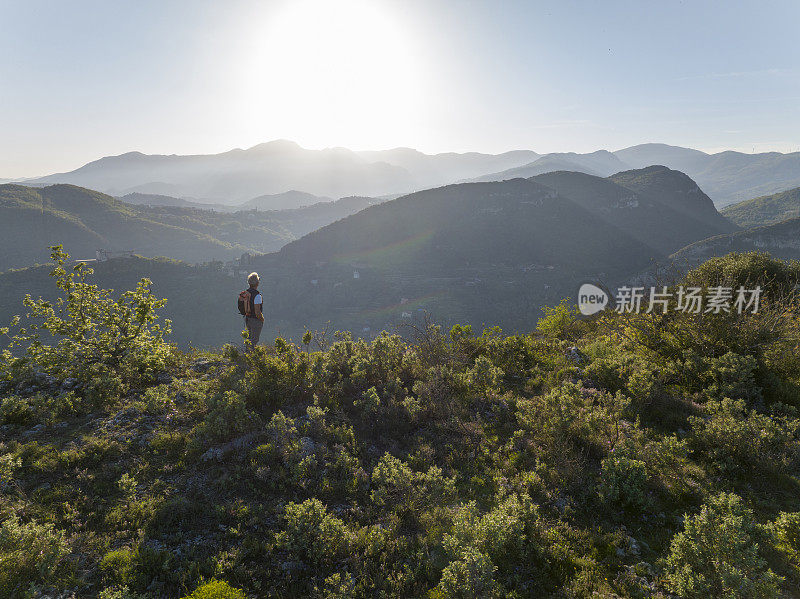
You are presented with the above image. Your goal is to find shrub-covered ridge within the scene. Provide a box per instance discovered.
[0,249,799,598]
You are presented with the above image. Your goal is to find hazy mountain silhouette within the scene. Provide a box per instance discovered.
[240,190,333,211]
[19,140,800,208]
[22,141,538,203]
[612,143,800,207]
[119,192,231,211]
[471,150,630,182]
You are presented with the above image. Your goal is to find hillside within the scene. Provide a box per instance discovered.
[607,165,735,230]
[119,193,232,212]
[722,186,800,228]
[0,179,662,347]
[670,217,800,266]
[533,167,736,254]
[1,171,739,347]
[245,178,673,338]
[612,143,800,207]
[0,185,378,271]
[0,250,798,598]
[0,184,288,269]
[240,190,333,211]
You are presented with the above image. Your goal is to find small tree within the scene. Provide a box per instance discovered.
[0,245,174,387]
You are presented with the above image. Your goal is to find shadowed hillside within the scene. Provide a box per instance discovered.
[533,167,736,254]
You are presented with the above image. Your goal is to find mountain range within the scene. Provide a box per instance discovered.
[14,141,800,208]
[19,141,538,204]
[245,165,738,338]
[476,143,800,207]
[3,163,800,347]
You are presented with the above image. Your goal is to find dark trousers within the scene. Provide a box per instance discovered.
[244,316,263,348]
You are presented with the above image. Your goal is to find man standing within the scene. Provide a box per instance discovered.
[244,272,264,349]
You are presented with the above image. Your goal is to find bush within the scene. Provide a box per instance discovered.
[0,513,71,597]
[690,397,800,475]
[193,391,258,443]
[536,299,581,340]
[276,498,351,572]
[435,546,498,599]
[182,579,246,599]
[99,585,145,599]
[701,352,762,403]
[598,453,649,510]
[768,511,800,562]
[665,493,782,598]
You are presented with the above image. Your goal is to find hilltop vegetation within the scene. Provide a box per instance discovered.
[722,187,800,228]
[0,249,799,598]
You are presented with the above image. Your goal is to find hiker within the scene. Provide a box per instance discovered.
[238,272,264,349]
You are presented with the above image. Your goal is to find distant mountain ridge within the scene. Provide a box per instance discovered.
[16,140,800,208]
[611,143,800,207]
[21,141,538,204]
[470,150,629,181]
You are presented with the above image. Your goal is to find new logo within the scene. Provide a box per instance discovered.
[578,283,609,316]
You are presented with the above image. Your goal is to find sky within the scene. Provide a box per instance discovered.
[1,0,799,177]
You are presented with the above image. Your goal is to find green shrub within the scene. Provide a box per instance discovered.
[100,547,135,582]
[435,546,498,599]
[536,299,581,340]
[598,453,649,510]
[0,513,71,597]
[99,585,145,599]
[666,493,782,598]
[193,391,258,443]
[768,511,800,561]
[701,352,762,403]
[690,397,800,475]
[276,498,351,571]
[0,245,175,394]
[182,579,246,599]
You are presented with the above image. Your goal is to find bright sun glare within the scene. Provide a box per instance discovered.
[238,0,427,150]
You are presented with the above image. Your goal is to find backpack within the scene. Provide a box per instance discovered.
[238,288,259,316]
